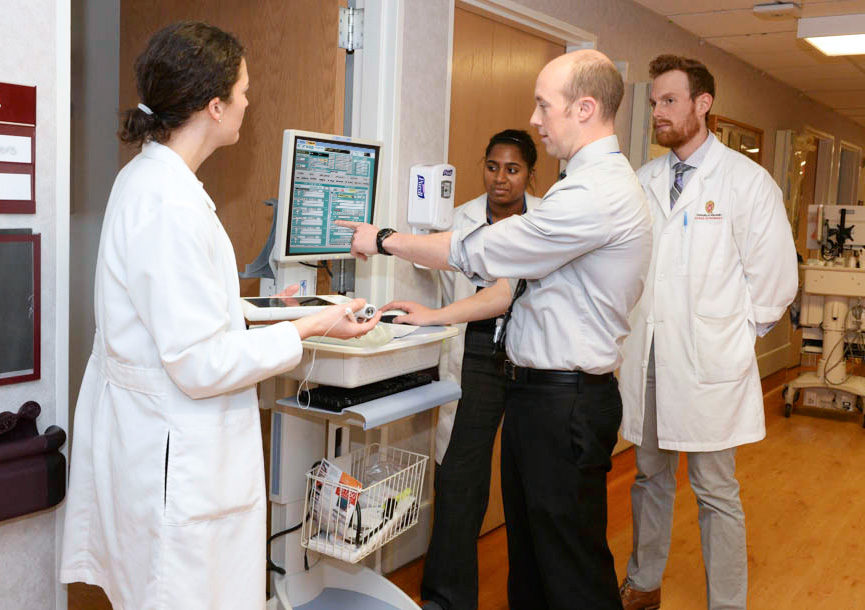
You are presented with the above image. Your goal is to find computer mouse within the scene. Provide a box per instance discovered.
[381,309,409,324]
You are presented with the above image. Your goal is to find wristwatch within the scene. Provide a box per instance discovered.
[376,228,397,255]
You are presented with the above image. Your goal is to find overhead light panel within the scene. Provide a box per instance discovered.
[753,2,800,19]
[798,14,865,56]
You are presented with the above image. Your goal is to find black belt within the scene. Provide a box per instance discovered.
[502,359,613,385]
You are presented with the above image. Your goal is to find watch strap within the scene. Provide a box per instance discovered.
[376,228,396,255]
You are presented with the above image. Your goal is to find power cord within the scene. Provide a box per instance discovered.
[266,523,302,576]
[298,261,332,278]
[295,311,350,408]
[823,301,865,386]
[267,460,322,575]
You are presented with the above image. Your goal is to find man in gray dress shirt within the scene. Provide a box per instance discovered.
[338,49,652,610]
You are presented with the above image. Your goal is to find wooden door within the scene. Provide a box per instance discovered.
[448,6,563,536]
[120,0,345,298]
[449,7,562,208]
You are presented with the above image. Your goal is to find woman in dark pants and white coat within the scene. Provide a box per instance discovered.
[383,129,540,610]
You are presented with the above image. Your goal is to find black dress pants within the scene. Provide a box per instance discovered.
[421,328,505,610]
[501,373,624,610]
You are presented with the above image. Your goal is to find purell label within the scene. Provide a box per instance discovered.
[417,175,426,199]
[442,168,454,176]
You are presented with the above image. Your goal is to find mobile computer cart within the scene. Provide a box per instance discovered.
[266,326,460,610]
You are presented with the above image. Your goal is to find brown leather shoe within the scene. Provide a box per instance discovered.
[619,579,661,610]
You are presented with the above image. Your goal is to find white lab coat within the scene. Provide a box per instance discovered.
[619,137,797,452]
[435,193,541,462]
[60,143,304,609]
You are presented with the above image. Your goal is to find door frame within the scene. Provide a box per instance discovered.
[444,0,597,158]
[806,125,837,206]
[836,139,863,205]
[351,0,405,308]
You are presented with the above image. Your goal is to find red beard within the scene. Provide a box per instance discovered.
[654,112,701,149]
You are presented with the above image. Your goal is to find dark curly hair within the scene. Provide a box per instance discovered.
[119,21,244,146]
[484,129,538,174]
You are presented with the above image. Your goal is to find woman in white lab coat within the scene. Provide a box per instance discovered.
[383,130,541,610]
[59,22,379,610]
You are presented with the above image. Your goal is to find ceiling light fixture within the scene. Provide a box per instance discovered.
[798,14,865,56]
[753,2,801,19]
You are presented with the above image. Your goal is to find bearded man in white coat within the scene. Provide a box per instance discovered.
[618,55,798,610]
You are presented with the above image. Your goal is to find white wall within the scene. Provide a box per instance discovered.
[0,1,69,609]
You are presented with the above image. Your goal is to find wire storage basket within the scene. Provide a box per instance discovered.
[301,443,428,564]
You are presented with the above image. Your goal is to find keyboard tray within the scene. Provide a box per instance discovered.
[276,380,462,430]
[285,326,459,388]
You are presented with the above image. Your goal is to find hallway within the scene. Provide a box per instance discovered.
[389,368,865,608]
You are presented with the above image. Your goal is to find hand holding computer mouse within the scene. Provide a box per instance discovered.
[381,301,439,325]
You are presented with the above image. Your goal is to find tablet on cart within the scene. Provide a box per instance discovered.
[241,294,351,322]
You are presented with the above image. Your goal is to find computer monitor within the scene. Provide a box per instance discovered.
[274,130,382,263]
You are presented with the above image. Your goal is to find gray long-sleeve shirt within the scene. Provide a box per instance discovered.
[448,135,653,373]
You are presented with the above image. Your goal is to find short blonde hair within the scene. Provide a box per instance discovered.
[563,57,624,122]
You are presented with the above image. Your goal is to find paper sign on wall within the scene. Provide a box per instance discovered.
[0,83,36,214]
[0,173,31,200]
[0,134,32,164]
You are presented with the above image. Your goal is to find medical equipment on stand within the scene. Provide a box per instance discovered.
[784,205,865,424]
[242,129,382,296]
[241,130,462,609]
[266,329,459,610]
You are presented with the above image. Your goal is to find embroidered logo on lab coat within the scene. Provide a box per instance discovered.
[695,200,722,221]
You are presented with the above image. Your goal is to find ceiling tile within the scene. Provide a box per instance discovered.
[709,31,803,54]
[733,47,843,70]
[801,0,865,18]
[772,63,864,79]
[671,10,795,38]
[782,74,865,91]
[805,89,865,107]
[632,0,754,16]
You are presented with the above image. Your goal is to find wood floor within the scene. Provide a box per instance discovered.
[69,368,865,609]
[388,367,865,609]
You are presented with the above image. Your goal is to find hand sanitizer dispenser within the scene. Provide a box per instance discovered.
[408,164,456,234]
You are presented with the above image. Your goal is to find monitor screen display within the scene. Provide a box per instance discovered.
[280,133,380,260]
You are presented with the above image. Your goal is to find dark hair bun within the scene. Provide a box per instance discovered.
[119,105,168,146]
[118,21,244,146]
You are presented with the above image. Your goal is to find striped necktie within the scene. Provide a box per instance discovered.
[670,161,693,209]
